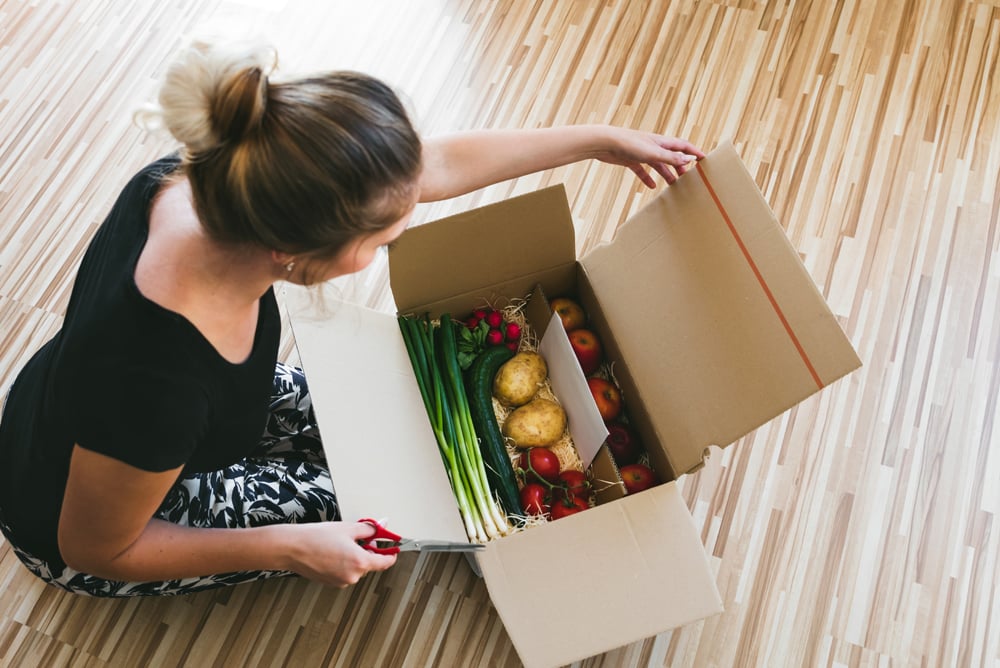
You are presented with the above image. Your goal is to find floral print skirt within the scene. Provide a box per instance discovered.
[0,362,339,597]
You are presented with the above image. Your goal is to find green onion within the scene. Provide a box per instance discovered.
[399,314,510,542]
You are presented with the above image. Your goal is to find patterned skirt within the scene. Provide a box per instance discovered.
[0,362,339,597]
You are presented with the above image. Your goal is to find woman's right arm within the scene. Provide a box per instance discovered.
[58,445,395,586]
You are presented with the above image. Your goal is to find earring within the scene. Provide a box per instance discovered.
[285,261,295,273]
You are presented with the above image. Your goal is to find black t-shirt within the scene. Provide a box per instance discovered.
[0,155,281,568]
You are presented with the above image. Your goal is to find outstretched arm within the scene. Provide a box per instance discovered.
[58,445,396,587]
[418,125,704,202]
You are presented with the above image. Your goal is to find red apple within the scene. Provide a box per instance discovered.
[568,329,603,375]
[605,421,641,465]
[550,297,586,332]
[619,463,658,494]
[587,377,622,421]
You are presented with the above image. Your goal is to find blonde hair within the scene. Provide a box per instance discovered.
[136,39,422,283]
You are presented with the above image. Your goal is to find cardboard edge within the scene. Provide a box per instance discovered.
[580,141,862,477]
[390,185,577,314]
[476,482,723,668]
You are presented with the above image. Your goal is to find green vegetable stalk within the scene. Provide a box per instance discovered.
[399,314,510,542]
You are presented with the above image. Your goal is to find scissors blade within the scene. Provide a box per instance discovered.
[400,539,485,552]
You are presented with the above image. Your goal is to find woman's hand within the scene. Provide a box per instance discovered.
[283,521,398,588]
[591,129,705,188]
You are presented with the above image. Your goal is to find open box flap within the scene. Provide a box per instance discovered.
[581,141,861,476]
[538,310,609,467]
[389,186,576,313]
[285,287,469,543]
[477,482,722,668]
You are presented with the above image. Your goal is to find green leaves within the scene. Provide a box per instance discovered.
[457,319,490,370]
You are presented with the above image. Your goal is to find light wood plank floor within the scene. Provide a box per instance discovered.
[1,0,998,666]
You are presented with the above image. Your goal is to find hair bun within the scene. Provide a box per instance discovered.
[136,39,277,153]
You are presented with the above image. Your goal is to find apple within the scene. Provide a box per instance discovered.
[619,463,658,494]
[587,377,622,421]
[605,421,641,465]
[550,297,586,331]
[568,329,603,375]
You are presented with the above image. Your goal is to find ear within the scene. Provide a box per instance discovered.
[271,249,298,267]
[270,249,300,278]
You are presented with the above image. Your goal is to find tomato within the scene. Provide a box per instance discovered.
[553,470,593,508]
[556,470,589,497]
[519,448,561,484]
[550,493,589,520]
[520,483,550,517]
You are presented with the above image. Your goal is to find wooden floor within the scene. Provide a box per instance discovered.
[1,0,998,665]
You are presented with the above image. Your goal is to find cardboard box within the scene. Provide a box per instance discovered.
[286,141,861,667]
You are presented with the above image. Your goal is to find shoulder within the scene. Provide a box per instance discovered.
[134,153,183,190]
[109,153,184,218]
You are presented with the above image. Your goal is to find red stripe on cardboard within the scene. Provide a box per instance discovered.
[695,162,825,390]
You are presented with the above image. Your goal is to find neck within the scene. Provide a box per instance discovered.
[141,177,283,313]
[190,240,277,306]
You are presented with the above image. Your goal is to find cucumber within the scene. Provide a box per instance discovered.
[467,346,522,515]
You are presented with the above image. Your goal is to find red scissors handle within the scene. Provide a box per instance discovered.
[358,518,402,555]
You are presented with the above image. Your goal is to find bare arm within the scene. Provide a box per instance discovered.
[417,125,705,202]
[58,445,395,587]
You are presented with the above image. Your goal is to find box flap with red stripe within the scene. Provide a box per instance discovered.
[580,140,862,477]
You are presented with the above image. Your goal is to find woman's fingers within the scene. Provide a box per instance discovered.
[630,164,658,188]
[658,138,706,160]
[349,522,399,571]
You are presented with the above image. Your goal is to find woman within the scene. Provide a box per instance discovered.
[0,39,703,597]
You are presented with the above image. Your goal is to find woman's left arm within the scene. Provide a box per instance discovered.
[418,125,705,202]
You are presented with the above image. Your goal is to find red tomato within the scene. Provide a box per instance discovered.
[520,483,550,517]
[519,448,561,483]
[556,470,589,498]
[550,493,589,520]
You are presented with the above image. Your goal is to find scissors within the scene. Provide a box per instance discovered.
[358,518,485,555]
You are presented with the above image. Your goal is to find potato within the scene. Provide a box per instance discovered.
[492,351,548,407]
[503,398,567,448]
